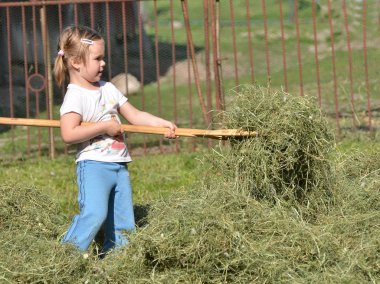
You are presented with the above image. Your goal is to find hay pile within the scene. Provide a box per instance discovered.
[214,85,335,208]
[96,173,379,283]
[1,84,379,283]
[0,184,90,283]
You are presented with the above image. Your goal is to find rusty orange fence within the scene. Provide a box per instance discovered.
[0,0,379,158]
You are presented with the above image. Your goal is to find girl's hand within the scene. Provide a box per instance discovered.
[162,121,177,139]
[60,112,124,144]
[118,102,178,139]
[103,119,123,137]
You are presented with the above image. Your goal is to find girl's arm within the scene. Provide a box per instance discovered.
[118,102,177,138]
[60,112,123,144]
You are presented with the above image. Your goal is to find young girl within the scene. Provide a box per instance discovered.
[53,25,177,254]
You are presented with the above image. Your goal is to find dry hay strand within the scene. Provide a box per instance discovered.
[335,148,380,214]
[211,84,335,209]
[338,147,380,182]
[0,183,91,283]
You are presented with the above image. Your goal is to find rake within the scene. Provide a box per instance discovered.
[0,117,257,140]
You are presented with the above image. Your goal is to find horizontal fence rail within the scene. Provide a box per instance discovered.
[0,0,379,158]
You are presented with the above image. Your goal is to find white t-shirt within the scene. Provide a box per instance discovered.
[60,81,132,163]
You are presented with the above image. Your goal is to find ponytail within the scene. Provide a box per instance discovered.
[53,51,67,88]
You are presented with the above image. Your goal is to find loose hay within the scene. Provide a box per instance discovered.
[93,167,380,283]
[0,184,91,283]
[0,183,63,237]
[212,84,335,208]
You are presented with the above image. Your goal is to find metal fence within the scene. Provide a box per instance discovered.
[0,0,379,158]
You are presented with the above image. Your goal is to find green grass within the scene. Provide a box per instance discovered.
[0,150,205,217]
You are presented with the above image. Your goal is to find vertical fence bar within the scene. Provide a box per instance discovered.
[186,42,196,151]
[215,0,224,110]
[58,3,68,155]
[203,0,212,113]
[121,2,133,153]
[32,6,38,75]
[279,0,288,92]
[58,4,63,33]
[203,0,213,147]
[170,0,179,152]
[229,0,239,86]
[105,2,112,81]
[362,0,372,132]
[327,0,341,136]
[137,0,144,96]
[293,0,304,96]
[121,2,129,97]
[27,6,41,155]
[6,7,15,149]
[121,1,133,153]
[6,8,13,120]
[261,0,270,78]
[74,3,78,25]
[90,2,95,29]
[153,0,163,153]
[21,6,31,156]
[31,5,42,154]
[209,0,223,111]
[342,0,357,128]
[40,5,55,158]
[245,0,255,83]
[311,0,321,107]
[181,0,210,126]
[137,1,147,153]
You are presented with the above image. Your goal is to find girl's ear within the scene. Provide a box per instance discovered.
[69,57,82,70]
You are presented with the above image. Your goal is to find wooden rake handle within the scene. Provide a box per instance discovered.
[0,117,257,140]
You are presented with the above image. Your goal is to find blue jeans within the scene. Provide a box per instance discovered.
[62,160,135,253]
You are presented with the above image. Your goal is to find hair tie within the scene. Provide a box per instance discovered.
[58,50,64,57]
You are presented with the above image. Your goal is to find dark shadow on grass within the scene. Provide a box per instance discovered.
[133,203,151,228]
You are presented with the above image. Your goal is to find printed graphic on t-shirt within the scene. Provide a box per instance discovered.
[88,134,126,155]
[100,97,117,113]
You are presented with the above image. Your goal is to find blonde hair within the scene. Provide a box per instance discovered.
[53,25,103,88]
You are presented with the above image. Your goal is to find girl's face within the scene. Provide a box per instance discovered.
[73,39,106,87]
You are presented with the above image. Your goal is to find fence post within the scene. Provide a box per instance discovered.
[210,0,224,111]
[40,4,55,158]
[181,0,210,126]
